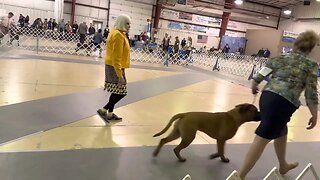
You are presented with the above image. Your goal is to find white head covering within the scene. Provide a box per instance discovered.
[114,14,131,32]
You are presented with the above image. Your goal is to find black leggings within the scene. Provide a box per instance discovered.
[103,93,126,112]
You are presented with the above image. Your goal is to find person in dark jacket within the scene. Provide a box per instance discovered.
[72,21,78,33]
[92,29,104,58]
[88,23,96,35]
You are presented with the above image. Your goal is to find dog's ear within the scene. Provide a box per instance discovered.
[236,104,252,113]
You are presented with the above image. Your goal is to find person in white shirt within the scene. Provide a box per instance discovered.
[0,12,14,41]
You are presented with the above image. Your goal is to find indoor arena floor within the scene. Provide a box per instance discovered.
[0,49,319,180]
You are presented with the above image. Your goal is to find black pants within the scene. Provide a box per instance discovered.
[103,93,126,112]
[79,33,86,44]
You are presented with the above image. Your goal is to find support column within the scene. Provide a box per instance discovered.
[218,0,234,38]
[219,11,231,38]
[54,0,64,22]
[218,0,234,49]
[71,0,76,25]
[107,0,111,27]
[153,0,162,29]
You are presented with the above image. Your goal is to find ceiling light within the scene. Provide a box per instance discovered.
[317,0,320,2]
[283,9,292,15]
[235,0,243,5]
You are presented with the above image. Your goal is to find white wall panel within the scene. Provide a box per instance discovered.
[64,4,72,14]
[278,1,320,34]
[77,0,90,5]
[228,20,274,32]
[75,6,91,17]
[98,9,108,19]
[225,31,245,37]
[2,0,54,11]
[92,0,100,6]
[109,0,153,36]
[293,0,320,18]
[100,0,109,8]
[90,8,99,18]
[230,12,278,27]
[279,19,320,34]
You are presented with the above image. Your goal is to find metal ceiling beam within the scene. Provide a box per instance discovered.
[245,0,282,9]
[196,0,280,17]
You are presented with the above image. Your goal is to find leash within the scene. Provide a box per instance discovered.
[252,94,257,104]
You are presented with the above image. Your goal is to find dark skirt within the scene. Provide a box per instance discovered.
[104,65,127,95]
[255,91,297,139]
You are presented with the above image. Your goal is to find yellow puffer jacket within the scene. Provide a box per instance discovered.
[105,28,130,78]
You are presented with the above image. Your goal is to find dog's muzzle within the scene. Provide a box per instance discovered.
[253,112,261,121]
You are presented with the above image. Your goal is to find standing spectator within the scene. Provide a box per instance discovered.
[181,37,186,49]
[185,36,192,55]
[140,32,148,42]
[31,18,39,28]
[97,15,131,121]
[43,19,48,30]
[174,36,180,53]
[58,19,65,32]
[38,18,43,29]
[48,18,53,30]
[92,29,104,58]
[24,15,30,27]
[257,48,264,57]
[239,30,319,179]
[65,21,72,33]
[52,19,57,30]
[18,14,25,28]
[8,22,20,46]
[263,48,271,58]
[75,21,88,52]
[0,12,15,43]
[88,23,95,35]
[72,21,78,33]
[162,33,170,52]
[104,26,109,39]
[223,43,230,53]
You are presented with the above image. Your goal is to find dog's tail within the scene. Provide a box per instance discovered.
[153,113,186,137]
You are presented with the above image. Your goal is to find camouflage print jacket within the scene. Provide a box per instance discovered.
[254,52,318,107]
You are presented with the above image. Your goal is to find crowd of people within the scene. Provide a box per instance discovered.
[0,12,111,57]
[256,48,271,58]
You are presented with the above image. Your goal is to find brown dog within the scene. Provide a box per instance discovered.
[153,103,260,162]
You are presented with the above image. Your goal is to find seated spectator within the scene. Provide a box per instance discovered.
[263,48,271,58]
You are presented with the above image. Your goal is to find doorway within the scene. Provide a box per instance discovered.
[93,20,103,31]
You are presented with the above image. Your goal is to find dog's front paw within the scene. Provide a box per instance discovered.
[221,157,230,163]
[209,153,219,160]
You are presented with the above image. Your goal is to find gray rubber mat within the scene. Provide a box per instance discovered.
[0,54,188,72]
[0,73,209,144]
[0,142,318,180]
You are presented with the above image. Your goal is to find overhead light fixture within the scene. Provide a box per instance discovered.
[235,0,243,5]
[317,0,320,2]
[283,9,292,15]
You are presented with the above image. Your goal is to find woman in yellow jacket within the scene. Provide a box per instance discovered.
[97,15,131,121]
